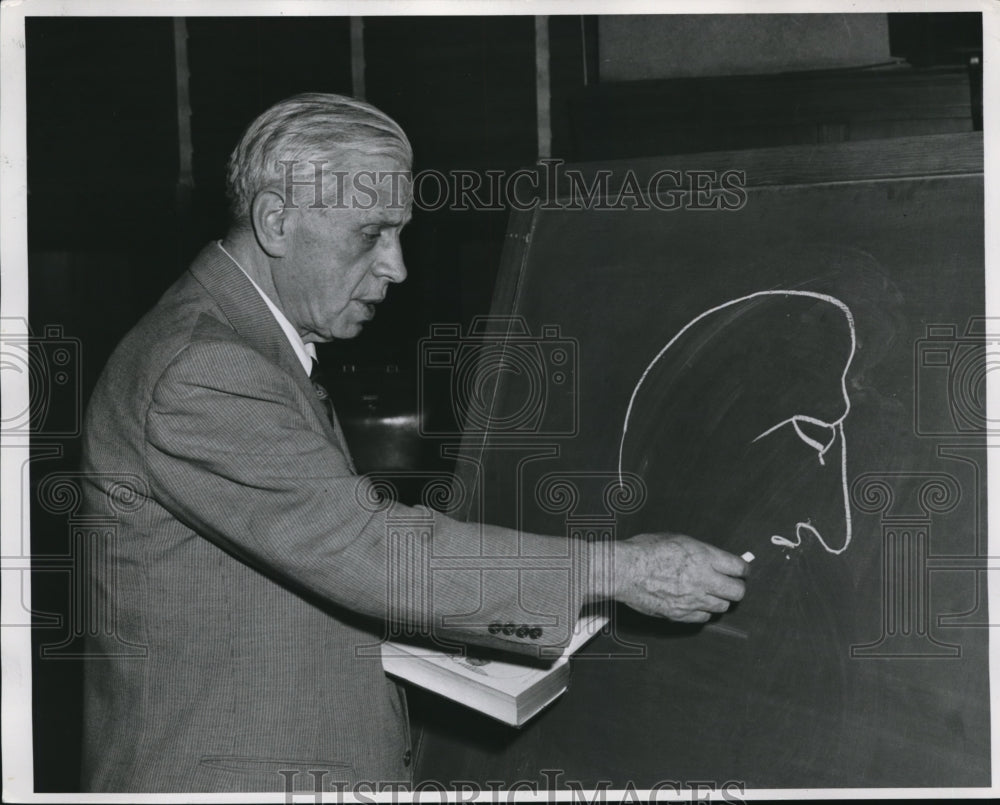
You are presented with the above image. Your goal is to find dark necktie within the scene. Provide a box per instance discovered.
[310,357,356,472]
[309,357,337,426]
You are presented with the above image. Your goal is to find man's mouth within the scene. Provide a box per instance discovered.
[357,297,382,318]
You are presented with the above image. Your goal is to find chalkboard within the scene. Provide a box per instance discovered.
[414,132,988,789]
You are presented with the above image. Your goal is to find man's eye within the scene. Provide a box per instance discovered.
[361,230,380,244]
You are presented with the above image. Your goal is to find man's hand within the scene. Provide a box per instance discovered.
[604,533,749,623]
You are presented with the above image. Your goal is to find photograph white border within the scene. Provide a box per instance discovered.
[2,0,996,801]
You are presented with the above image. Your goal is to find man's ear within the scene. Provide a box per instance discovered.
[251,189,293,257]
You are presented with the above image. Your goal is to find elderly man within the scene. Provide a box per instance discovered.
[79,93,748,793]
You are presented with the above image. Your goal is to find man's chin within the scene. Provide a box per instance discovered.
[331,322,365,340]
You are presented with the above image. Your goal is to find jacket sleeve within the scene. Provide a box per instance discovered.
[143,338,590,656]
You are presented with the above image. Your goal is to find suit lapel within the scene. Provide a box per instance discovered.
[186,243,354,466]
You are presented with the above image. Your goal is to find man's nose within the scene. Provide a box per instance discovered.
[374,237,407,284]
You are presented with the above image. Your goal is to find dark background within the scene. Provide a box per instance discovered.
[24,12,982,791]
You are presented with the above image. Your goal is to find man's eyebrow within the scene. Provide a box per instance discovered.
[363,212,412,227]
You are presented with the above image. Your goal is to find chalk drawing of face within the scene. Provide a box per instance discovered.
[617,290,856,557]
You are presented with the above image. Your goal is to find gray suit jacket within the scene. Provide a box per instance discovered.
[79,244,584,792]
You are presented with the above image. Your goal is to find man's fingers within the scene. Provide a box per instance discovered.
[709,549,751,578]
[676,610,712,624]
[707,573,746,603]
[701,594,731,614]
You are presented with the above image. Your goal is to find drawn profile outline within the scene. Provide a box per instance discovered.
[617,289,857,555]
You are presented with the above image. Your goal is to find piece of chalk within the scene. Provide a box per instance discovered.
[741,551,755,563]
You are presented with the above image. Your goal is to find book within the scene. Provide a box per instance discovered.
[381,614,609,727]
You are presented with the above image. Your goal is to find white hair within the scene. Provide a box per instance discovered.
[225,92,412,225]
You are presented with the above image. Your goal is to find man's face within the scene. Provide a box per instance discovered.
[272,151,412,342]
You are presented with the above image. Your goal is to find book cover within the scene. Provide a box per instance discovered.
[382,614,609,727]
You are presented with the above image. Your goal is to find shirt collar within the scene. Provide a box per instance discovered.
[216,241,317,376]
